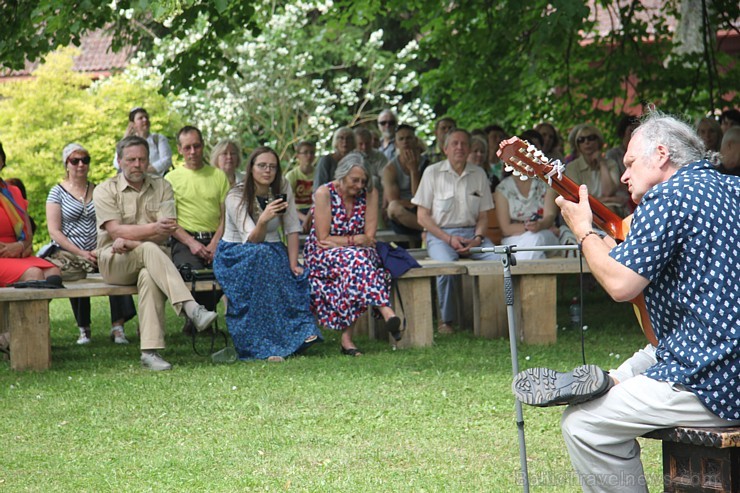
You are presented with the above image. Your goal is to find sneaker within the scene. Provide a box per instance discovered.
[110,326,129,344]
[140,352,172,371]
[190,305,218,332]
[512,364,612,407]
[76,327,91,345]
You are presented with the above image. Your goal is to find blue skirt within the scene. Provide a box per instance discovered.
[214,241,322,360]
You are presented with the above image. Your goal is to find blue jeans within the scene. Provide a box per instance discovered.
[426,227,499,324]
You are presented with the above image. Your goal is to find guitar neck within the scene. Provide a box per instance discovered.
[547,174,626,242]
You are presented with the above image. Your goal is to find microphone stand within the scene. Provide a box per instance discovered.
[470,244,581,493]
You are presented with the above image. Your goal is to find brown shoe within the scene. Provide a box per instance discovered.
[437,323,454,335]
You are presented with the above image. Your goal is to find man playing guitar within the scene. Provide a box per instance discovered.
[511,112,740,492]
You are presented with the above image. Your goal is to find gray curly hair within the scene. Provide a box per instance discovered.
[634,111,717,167]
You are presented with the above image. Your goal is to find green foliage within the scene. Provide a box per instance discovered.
[0,48,181,249]
[331,0,739,144]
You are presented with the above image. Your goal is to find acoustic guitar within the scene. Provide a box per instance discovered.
[497,137,658,346]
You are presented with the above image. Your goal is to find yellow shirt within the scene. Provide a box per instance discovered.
[165,165,230,233]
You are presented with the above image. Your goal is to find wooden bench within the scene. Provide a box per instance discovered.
[643,426,740,492]
[355,259,466,348]
[464,258,592,344]
[0,275,221,371]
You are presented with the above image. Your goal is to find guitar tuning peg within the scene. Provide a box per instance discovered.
[512,170,521,176]
[520,175,529,181]
[504,165,514,172]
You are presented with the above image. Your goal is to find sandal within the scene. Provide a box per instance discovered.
[340,346,363,357]
[296,334,321,354]
[385,316,402,341]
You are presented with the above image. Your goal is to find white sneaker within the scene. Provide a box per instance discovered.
[190,305,218,332]
[110,326,129,344]
[76,327,91,345]
[140,352,172,371]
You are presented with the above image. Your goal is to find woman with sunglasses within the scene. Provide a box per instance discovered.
[214,146,322,362]
[46,143,136,345]
[564,124,628,214]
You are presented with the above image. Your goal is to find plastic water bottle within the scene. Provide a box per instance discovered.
[569,297,582,328]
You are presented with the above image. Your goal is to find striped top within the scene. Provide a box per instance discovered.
[46,184,97,251]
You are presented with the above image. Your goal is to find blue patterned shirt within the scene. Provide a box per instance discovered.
[610,160,740,420]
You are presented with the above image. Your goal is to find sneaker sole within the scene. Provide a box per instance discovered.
[512,364,607,407]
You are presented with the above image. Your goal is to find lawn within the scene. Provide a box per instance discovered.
[1,281,663,492]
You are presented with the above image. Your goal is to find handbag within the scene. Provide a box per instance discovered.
[376,241,421,338]
[38,244,95,281]
[376,241,420,279]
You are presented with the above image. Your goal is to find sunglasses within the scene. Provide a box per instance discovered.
[68,156,91,166]
[378,120,396,126]
[576,134,599,144]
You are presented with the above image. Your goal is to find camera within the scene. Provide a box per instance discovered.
[178,263,216,282]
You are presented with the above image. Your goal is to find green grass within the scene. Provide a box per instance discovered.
[1,284,663,492]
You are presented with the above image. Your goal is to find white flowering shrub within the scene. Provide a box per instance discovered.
[128,0,434,159]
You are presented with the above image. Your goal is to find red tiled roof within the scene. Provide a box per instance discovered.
[1,29,134,81]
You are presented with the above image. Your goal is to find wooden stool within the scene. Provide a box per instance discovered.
[643,426,740,492]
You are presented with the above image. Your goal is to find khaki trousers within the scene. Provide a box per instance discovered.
[99,242,194,350]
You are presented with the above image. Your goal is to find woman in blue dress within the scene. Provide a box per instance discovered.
[214,146,322,361]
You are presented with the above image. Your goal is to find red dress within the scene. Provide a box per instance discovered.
[0,183,54,286]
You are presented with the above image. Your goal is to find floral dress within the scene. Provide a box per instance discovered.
[303,182,391,330]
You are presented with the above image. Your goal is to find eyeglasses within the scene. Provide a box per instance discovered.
[255,163,278,171]
[68,156,91,166]
[576,134,599,144]
[378,120,396,126]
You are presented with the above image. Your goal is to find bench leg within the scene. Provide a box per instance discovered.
[4,300,52,371]
[472,275,507,339]
[514,275,557,345]
[394,278,434,348]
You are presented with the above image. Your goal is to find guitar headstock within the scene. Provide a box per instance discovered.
[496,137,566,185]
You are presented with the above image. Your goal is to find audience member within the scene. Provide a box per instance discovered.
[494,173,559,260]
[377,109,398,160]
[534,122,565,161]
[304,152,402,356]
[564,123,586,163]
[519,129,544,150]
[467,134,498,191]
[565,124,627,214]
[114,107,173,176]
[719,108,740,133]
[166,126,230,334]
[285,140,316,225]
[606,115,640,175]
[0,142,62,358]
[210,139,243,186]
[696,116,722,152]
[383,124,426,237]
[412,129,499,335]
[718,126,740,176]
[484,124,508,180]
[425,116,457,166]
[214,147,322,361]
[94,136,218,371]
[513,111,740,493]
[313,126,356,192]
[46,143,136,345]
[0,141,61,286]
[354,126,388,193]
